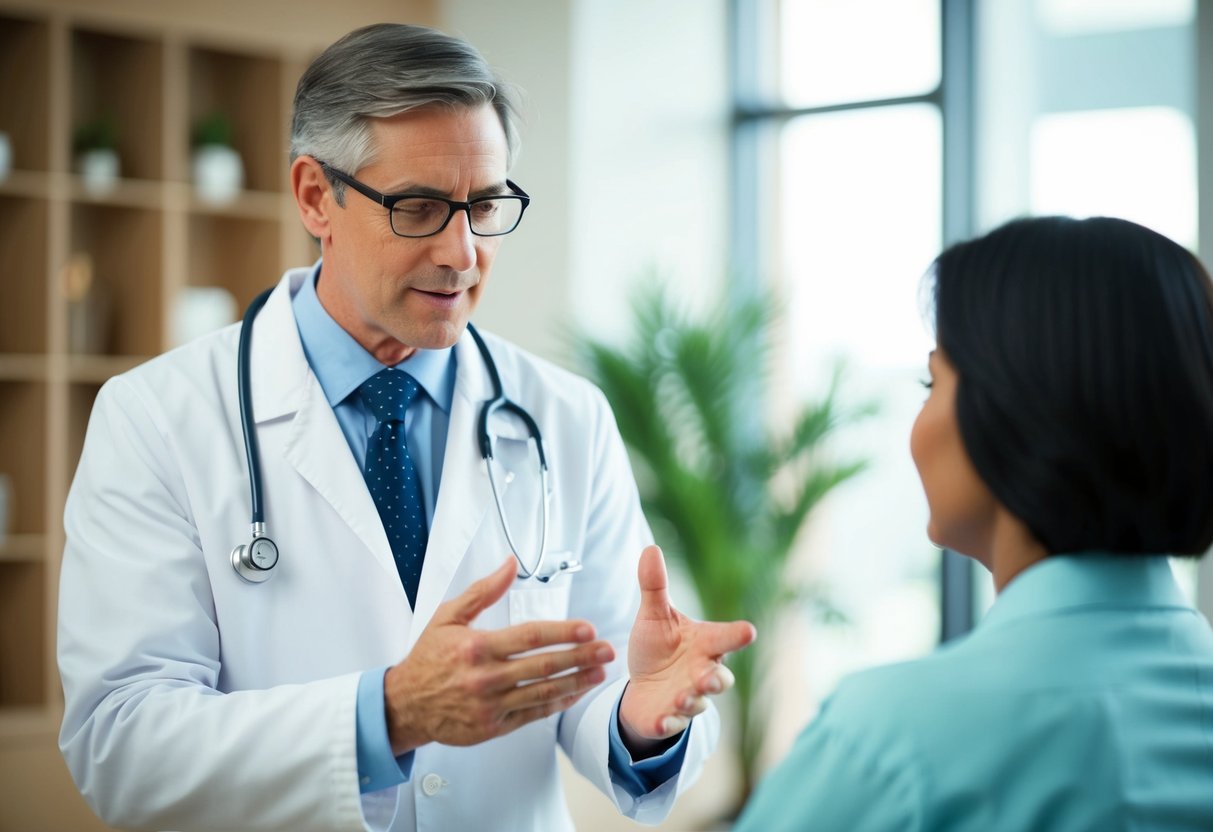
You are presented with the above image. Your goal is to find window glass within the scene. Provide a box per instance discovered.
[779,0,941,107]
[1036,0,1194,35]
[1029,106,1197,247]
[781,105,940,370]
[773,104,942,737]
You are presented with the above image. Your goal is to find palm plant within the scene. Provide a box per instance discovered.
[577,285,869,811]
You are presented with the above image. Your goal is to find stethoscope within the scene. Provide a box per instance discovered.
[230,286,584,585]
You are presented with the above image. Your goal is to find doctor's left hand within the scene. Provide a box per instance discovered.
[618,545,757,756]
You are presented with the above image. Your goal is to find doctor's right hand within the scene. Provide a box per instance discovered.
[383,557,614,755]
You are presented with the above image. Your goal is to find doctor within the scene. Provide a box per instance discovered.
[57,22,755,832]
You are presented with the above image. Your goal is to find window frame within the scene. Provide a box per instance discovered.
[727,0,977,642]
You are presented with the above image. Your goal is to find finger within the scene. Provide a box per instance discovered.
[695,663,735,695]
[501,665,607,713]
[488,619,599,659]
[674,692,709,717]
[636,545,670,618]
[498,641,615,687]
[499,689,591,735]
[439,558,517,626]
[696,619,757,657]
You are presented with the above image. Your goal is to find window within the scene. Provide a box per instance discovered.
[732,0,948,758]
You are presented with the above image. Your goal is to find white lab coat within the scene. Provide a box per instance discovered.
[58,267,718,832]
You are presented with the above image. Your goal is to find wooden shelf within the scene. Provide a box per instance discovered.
[0,170,52,199]
[0,534,45,564]
[188,187,286,220]
[0,355,48,381]
[66,354,148,383]
[0,1,417,824]
[0,704,57,742]
[69,177,165,211]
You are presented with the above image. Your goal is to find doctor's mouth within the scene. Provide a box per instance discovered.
[411,288,467,309]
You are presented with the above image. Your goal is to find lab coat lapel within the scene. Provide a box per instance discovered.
[251,270,400,590]
[410,329,499,633]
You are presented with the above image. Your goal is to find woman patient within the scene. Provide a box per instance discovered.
[738,216,1213,831]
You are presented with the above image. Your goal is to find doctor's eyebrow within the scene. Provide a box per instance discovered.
[381,181,511,199]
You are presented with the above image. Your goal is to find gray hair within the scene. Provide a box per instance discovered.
[290,23,522,204]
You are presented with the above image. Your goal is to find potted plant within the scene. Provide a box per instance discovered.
[191,112,243,204]
[73,115,120,194]
[578,285,869,817]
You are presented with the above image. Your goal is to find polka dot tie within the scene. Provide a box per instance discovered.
[359,369,428,607]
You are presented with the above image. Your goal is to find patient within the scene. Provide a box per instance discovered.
[737,216,1213,831]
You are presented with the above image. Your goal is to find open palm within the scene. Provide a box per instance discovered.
[619,546,756,749]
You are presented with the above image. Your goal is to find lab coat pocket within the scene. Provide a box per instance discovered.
[508,581,572,625]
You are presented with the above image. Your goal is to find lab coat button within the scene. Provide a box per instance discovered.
[421,773,443,796]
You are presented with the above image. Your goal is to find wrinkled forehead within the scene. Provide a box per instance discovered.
[364,104,510,191]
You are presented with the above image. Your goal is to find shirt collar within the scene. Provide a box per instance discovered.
[978,553,1191,632]
[293,261,456,412]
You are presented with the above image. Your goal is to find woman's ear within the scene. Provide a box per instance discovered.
[291,156,333,241]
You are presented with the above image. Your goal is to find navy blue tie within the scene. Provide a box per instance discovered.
[359,369,428,606]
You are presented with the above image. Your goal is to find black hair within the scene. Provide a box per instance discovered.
[929,215,1213,556]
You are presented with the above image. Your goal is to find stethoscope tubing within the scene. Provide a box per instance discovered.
[238,287,275,527]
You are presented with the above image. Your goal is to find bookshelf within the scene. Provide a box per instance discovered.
[0,1,436,827]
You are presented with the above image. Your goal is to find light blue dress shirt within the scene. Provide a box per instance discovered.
[737,554,1213,831]
[292,264,688,796]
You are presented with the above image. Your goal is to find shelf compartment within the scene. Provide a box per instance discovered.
[68,382,103,485]
[71,27,164,182]
[68,203,163,357]
[0,15,51,173]
[0,382,46,537]
[188,212,281,313]
[0,562,46,707]
[0,195,48,354]
[188,46,284,193]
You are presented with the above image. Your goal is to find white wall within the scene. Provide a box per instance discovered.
[438,0,576,361]
[440,0,729,364]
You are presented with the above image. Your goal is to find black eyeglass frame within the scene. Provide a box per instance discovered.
[319,162,531,238]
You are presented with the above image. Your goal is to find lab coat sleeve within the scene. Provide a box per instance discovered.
[554,386,720,824]
[57,376,385,832]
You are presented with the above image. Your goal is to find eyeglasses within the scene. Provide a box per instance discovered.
[320,163,530,238]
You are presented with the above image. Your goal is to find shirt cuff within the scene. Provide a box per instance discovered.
[356,667,414,794]
[606,690,691,797]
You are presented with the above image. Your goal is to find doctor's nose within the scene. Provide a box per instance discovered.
[429,210,477,272]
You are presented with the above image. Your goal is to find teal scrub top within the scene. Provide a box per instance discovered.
[737,554,1213,831]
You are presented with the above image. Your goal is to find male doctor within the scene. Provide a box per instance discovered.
[57,21,755,832]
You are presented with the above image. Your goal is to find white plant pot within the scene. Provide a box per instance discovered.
[79,149,120,194]
[0,132,11,183]
[193,145,244,204]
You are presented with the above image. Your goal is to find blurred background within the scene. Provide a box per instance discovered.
[0,0,1210,829]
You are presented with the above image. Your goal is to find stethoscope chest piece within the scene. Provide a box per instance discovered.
[231,532,279,584]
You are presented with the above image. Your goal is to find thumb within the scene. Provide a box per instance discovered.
[636,545,670,617]
[440,557,516,626]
